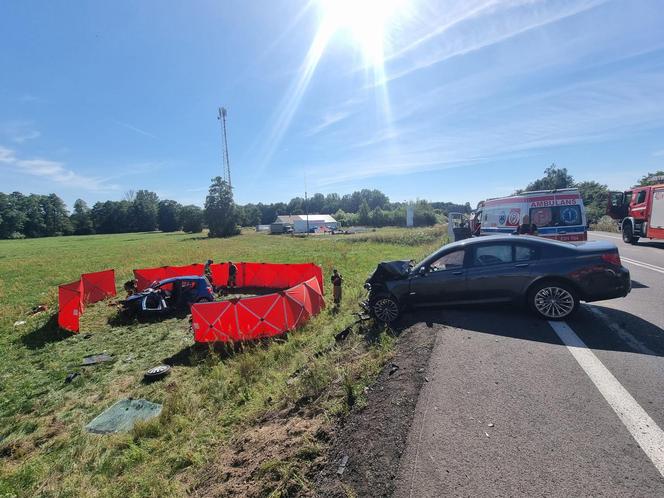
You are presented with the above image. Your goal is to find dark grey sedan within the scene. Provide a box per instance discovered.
[364,234,631,322]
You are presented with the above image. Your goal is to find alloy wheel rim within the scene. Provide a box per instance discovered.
[534,286,574,318]
[374,298,399,322]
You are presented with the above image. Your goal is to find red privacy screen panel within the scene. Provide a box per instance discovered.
[81,269,116,304]
[135,262,323,293]
[58,269,116,332]
[58,280,82,332]
[192,276,325,343]
[133,264,205,291]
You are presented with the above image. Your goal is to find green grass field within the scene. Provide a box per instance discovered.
[0,227,446,497]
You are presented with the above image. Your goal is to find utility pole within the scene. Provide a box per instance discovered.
[217,107,232,189]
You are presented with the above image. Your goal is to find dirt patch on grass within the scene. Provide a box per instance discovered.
[191,413,327,497]
[315,320,437,497]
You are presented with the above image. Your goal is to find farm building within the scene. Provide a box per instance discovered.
[271,214,337,234]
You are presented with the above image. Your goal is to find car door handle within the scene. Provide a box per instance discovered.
[514,263,529,268]
[452,271,463,275]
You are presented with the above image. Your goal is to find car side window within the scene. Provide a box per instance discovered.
[430,249,465,271]
[515,245,538,262]
[635,190,646,204]
[473,244,512,266]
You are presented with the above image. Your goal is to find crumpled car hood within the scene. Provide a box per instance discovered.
[366,260,412,283]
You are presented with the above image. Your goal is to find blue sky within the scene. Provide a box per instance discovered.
[1,0,663,209]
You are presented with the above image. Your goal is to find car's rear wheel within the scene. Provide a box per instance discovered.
[528,281,579,320]
[370,295,401,323]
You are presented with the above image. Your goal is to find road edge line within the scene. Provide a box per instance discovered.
[549,320,664,478]
[621,257,664,274]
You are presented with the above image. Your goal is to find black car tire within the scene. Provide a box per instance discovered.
[622,223,639,244]
[370,295,401,323]
[144,364,171,381]
[528,280,579,321]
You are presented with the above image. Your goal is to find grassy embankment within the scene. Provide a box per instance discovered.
[0,226,446,497]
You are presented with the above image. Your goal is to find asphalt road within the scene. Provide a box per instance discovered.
[394,231,664,497]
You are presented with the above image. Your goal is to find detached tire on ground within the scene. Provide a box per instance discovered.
[528,280,579,321]
[144,364,171,382]
[370,295,401,323]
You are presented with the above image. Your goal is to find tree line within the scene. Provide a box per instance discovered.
[0,190,205,239]
[0,183,469,239]
[237,190,471,228]
[2,167,660,239]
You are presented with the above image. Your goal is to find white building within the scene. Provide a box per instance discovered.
[273,214,337,233]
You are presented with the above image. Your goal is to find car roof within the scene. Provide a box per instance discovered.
[158,275,205,284]
[441,234,573,251]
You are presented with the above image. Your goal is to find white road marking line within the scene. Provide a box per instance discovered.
[549,321,664,477]
[622,257,664,275]
[586,306,657,356]
[589,232,621,240]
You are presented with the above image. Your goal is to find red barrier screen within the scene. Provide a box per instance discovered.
[135,262,323,294]
[58,280,82,332]
[81,269,116,304]
[58,269,117,333]
[133,264,206,291]
[192,276,324,343]
[207,262,323,293]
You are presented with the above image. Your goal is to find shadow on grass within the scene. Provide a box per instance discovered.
[107,303,195,326]
[20,314,74,349]
[163,332,294,367]
[180,236,209,242]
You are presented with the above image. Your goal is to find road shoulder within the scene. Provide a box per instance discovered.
[315,321,437,497]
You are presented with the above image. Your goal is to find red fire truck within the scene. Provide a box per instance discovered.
[607,178,664,244]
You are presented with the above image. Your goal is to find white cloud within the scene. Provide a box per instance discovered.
[18,94,43,103]
[0,145,119,192]
[383,0,607,83]
[0,145,16,163]
[113,120,157,139]
[308,64,664,186]
[1,121,41,143]
[304,110,353,136]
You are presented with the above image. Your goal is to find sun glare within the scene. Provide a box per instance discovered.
[319,0,407,68]
[257,0,408,171]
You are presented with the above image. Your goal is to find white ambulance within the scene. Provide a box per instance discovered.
[471,188,587,242]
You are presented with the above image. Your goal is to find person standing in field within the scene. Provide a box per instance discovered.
[227,261,238,290]
[331,269,343,305]
[204,259,214,285]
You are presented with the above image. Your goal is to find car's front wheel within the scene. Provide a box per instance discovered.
[528,281,579,320]
[370,295,401,323]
